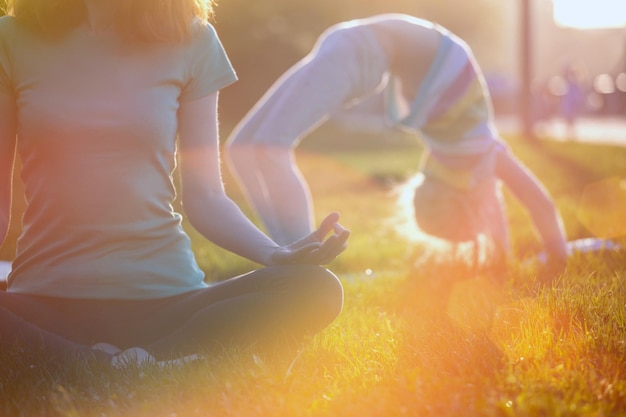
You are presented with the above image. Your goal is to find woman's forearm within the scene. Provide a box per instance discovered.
[183,191,280,266]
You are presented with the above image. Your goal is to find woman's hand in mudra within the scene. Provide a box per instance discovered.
[271,213,350,265]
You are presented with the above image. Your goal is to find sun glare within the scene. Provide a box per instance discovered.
[552,0,626,29]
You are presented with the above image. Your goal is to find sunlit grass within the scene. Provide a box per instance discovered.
[1,130,626,416]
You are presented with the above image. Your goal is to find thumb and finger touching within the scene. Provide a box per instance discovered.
[273,213,350,265]
[313,212,341,241]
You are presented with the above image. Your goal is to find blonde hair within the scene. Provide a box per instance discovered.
[6,0,215,42]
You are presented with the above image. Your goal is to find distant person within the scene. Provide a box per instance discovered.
[0,0,349,368]
[559,62,587,137]
[226,14,567,268]
[532,79,558,123]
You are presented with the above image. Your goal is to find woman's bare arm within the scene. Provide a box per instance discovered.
[177,93,348,266]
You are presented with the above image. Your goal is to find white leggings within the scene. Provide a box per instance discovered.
[229,23,388,147]
[226,24,389,244]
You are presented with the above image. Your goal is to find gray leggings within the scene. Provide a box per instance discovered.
[0,265,343,362]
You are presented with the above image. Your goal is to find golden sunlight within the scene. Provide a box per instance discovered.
[552,0,626,29]
[577,176,626,239]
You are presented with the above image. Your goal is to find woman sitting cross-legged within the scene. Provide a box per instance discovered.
[0,0,349,368]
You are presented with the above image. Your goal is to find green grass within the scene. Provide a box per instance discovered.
[1,129,626,417]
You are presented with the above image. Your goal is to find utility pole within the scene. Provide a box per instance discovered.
[520,0,536,141]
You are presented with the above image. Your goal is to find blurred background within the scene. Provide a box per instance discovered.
[211,0,626,134]
[1,0,624,136]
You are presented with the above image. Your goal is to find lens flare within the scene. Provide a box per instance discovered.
[577,176,626,239]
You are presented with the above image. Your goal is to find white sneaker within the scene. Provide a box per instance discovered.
[110,346,202,369]
[111,347,157,368]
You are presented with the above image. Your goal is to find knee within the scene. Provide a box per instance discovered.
[276,264,343,329]
[315,26,352,58]
[319,266,344,315]
[224,138,262,179]
[302,265,344,326]
[224,125,267,164]
[223,135,248,170]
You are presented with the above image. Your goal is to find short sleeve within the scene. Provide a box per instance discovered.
[180,21,237,102]
[0,17,15,96]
